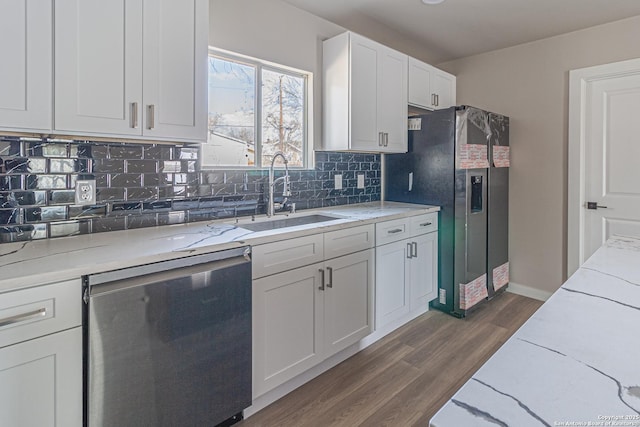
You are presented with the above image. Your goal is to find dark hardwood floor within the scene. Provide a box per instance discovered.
[240,292,543,427]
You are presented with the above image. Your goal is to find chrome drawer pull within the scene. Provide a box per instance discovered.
[319,269,325,291]
[387,228,403,234]
[0,307,46,328]
[326,267,333,288]
[419,222,433,227]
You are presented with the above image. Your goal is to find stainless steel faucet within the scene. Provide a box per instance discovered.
[267,151,291,217]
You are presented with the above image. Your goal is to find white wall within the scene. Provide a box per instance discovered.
[209,0,345,150]
[439,15,640,294]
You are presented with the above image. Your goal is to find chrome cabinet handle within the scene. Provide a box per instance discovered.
[387,228,403,234]
[431,93,436,106]
[131,102,138,128]
[378,132,383,146]
[148,104,155,130]
[384,132,389,147]
[412,241,418,257]
[419,222,432,227]
[326,267,333,288]
[435,94,439,106]
[407,242,413,259]
[318,268,325,291]
[0,307,46,328]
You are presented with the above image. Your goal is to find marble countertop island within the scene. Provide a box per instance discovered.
[0,201,438,294]
[430,235,640,427]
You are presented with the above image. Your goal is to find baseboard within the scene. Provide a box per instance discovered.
[506,282,553,301]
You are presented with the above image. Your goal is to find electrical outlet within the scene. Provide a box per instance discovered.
[75,180,96,205]
[357,174,365,189]
[334,174,343,190]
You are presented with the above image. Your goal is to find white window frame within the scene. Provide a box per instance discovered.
[204,47,313,170]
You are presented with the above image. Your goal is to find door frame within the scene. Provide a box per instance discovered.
[567,57,640,276]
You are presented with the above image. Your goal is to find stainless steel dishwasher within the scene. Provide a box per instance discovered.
[84,247,252,427]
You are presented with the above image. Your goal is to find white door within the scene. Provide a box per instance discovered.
[0,0,52,131]
[54,0,143,136]
[568,58,640,274]
[0,328,82,427]
[349,34,379,151]
[252,263,324,398]
[378,45,408,152]
[142,0,208,141]
[410,232,438,311]
[432,70,456,110]
[375,239,410,328]
[408,58,433,110]
[323,249,373,355]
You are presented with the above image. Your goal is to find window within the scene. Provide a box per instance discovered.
[207,50,310,168]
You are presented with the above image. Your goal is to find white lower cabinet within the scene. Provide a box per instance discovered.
[252,225,374,398]
[0,328,82,427]
[0,279,82,427]
[375,213,438,330]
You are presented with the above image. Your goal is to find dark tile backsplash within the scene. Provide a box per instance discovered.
[0,136,380,243]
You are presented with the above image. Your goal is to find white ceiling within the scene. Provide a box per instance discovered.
[282,0,640,63]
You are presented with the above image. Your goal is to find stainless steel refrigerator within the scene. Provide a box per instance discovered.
[385,106,509,317]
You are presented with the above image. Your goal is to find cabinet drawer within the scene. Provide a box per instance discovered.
[252,234,324,279]
[375,217,411,246]
[0,279,81,349]
[324,224,375,259]
[410,212,438,236]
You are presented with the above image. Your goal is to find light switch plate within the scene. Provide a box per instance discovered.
[334,174,343,190]
[75,180,96,205]
[357,174,365,189]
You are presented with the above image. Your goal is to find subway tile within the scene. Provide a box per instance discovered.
[25,206,67,223]
[160,161,182,173]
[142,174,161,186]
[110,173,141,187]
[14,191,47,206]
[142,201,172,211]
[198,196,224,208]
[0,140,22,157]
[27,142,68,158]
[127,214,157,230]
[26,175,68,190]
[110,145,142,160]
[143,145,172,160]
[126,160,157,173]
[49,159,79,173]
[91,216,126,233]
[97,188,125,202]
[49,220,92,238]
[4,158,47,173]
[111,202,142,213]
[77,144,109,159]
[176,147,198,159]
[0,175,23,191]
[0,208,21,225]
[93,159,125,173]
[0,224,47,243]
[69,205,107,218]
[172,199,199,210]
[157,211,185,225]
[126,187,157,201]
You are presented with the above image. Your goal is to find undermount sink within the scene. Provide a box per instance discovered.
[239,214,341,232]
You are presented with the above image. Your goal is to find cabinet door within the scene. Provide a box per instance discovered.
[324,249,373,355]
[432,69,456,110]
[54,0,143,136]
[0,0,51,131]
[0,327,82,427]
[408,57,432,110]
[375,240,410,328]
[349,34,379,151]
[142,0,208,141]
[378,45,408,153]
[410,232,438,311]
[252,263,324,398]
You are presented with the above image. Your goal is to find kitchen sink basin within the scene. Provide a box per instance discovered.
[239,214,341,232]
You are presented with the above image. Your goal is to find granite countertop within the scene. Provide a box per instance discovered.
[0,201,439,294]
[430,235,640,427]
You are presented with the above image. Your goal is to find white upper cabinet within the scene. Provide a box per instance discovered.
[408,57,456,110]
[323,32,408,153]
[54,0,208,142]
[142,0,208,141]
[0,0,52,132]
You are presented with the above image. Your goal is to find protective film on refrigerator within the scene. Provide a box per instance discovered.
[455,107,490,170]
[491,113,510,167]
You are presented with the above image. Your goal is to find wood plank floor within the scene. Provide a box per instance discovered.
[239,292,543,427]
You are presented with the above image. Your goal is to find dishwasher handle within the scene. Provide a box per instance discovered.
[87,246,251,296]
